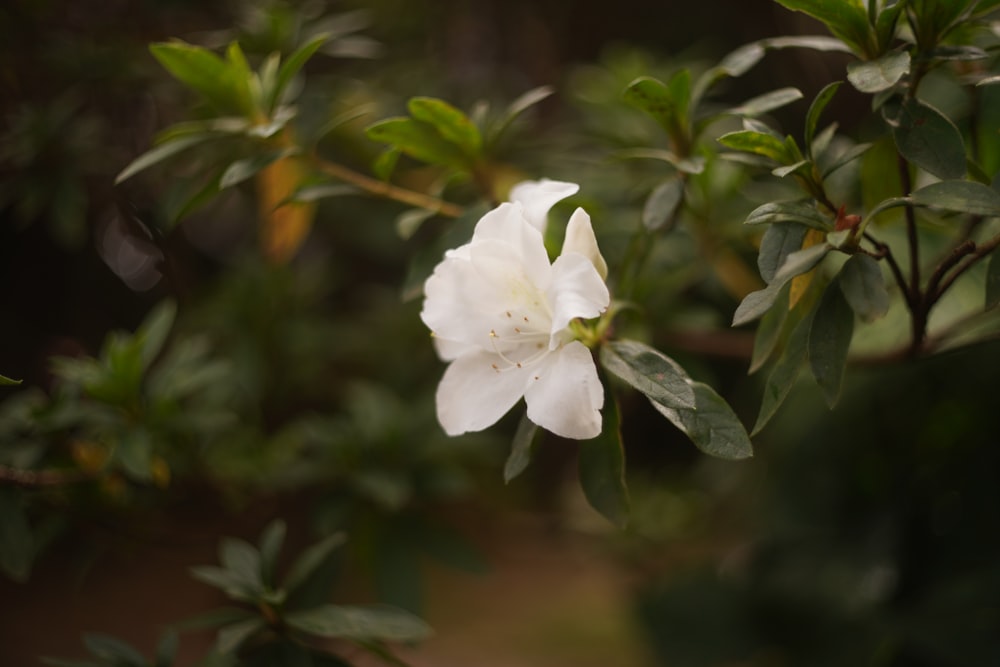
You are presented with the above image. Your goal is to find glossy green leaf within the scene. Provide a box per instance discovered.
[759,222,809,284]
[504,413,537,484]
[809,278,855,407]
[600,340,696,410]
[886,98,966,180]
[408,97,482,156]
[651,382,753,460]
[150,41,248,114]
[987,251,1000,310]
[806,82,842,153]
[745,201,830,230]
[1,374,22,386]
[718,130,795,163]
[642,176,685,231]
[286,604,432,642]
[909,180,1000,217]
[839,254,890,322]
[283,532,347,594]
[115,134,215,184]
[847,50,910,93]
[772,0,874,56]
[365,117,466,168]
[753,309,813,434]
[0,489,33,582]
[730,87,804,116]
[578,385,629,528]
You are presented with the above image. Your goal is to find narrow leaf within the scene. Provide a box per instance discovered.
[216,618,265,654]
[82,635,145,665]
[729,87,803,116]
[745,201,830,230]
[150,41,247,114]
[115,134,214,184]
[504,413,537,484]
[718,130,794,163]
[750,285,791,374]
[839,254,890,322]
[274,33,330,108]
[773,242,832,284]
[578,386,629,528]
[805,82,842,154]
[642,176,685,231]
[910,180,1000,217]
[285,604,432,642]
[599,340,695,410]
[283,533,347,594]
[809,278,855,407]
[733,282,785,327]
[753,309,812,434]
[258,520,286,586]
[650,382,753,460]
[219,151,289,189]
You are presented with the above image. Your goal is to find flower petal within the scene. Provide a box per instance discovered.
[562,207,608,280]
[471,203,551,287]
[508,179,580,233]
[435,350,532,435]
[547,252,609,339]
[524,341,603,439]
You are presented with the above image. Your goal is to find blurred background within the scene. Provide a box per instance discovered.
[1,1,998,665]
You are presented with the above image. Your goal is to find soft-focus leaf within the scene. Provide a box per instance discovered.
[750,285,791,374]
[504,413,537,484]
[987,251,1000,310]
[219,151,290,189]
[137,300,176,370]
[365,117,466,168]
[395,208,436,240]
[623,73,689,138]
[273,33,330,109]
[729,87,803,116]
[0,375,20,386]
[820,141,873,178]
[219,537,262,591]
[216,618,265,654]
[773,159,810,178]
[578,385,629,528]
[285,604,432,642]
[759,222,809,284]
[753,309,813,434]
[809,278,855,407]
[805,82,842,153]
[0,489,33,582]
[283,532,347,594]
[115,134,215,184]
[909,180,1000,217]
[155,630,178,667]
[650,382,753,460]
[642,176,685,231]
[408,97,482,156]
[489,85,554,142]
[82,634,145,666]
[718,130,794,163]
[600,340,696,410]
[847,50,910,93]
[745,201,830,230]
[150,41,248,114]
[771,0,874,56]
[839,254,890,322]
[886,98,966,180]
[116,429,154,481]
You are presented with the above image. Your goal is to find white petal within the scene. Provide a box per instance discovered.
[435,350,532,435]
[508,179,580,234]
[421,251,498,350]
[433,336,477,362]
[524,341,603,439]
[562,208,608,280]
[547,252,610,338]
[471,203,551,286]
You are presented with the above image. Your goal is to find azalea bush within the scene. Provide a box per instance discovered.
[3,0,1000,665]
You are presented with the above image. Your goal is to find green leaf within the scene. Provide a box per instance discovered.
[488,85,554,144]
[137,300,176,370]
[886,98,966,180]
[116,429,154,482]
[82,634,146,666]
[115,134,215,184]
[772,0,875,56]
[820,141,873,178]
[650,382,753,460]
[773,242,832,283]
[729,87,804,116]
[0,374,22,386]
[216,617,265,654]
[0,489,33,582]
[805,82,842,154]
[395,208,436,240]
[504,413,537,484]
[809,277,855,407]
[623,73,689,139]
[718,130,795,163]
[273,33,330,109]
[408,97,482,156]
[373,147,400,181]
[909,180,1000,217]
[847,50,910,93]
[839,254,890,322]
[190,566,257,601]
[365,117,466,168]
[642,176,685,231]
[282,532,347,594]
[285,604,432,642]
[758,222,809,284]
[599,340,696,410]
[733,282,785,327]
[150,41,249,115]
[220,537,262,590]
[753,309,813,434]
[578,385,629,528]
[750,285,791,374]
[746,200,830,230]
[987,251,1000,310]
[219,151,286,190]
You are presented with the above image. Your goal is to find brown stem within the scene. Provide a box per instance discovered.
[310,155,464,218]
[928,233,1000,306]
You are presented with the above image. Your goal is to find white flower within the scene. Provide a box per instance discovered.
[421,192,610,440]
[508,178,579,233]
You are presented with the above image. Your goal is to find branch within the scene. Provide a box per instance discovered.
[310,155,464,218]
[928,232,1000,305]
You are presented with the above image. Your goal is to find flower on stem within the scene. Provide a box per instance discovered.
[421,181,610,439]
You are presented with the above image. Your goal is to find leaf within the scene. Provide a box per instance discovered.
[0,489,33,582]
[82,634,146,666]
[771,0,875,56]
[753,309,812,434]
[820,141,873,178]
[115,134,215,184]
[137,300,177,370]
[847,50,910,93]
[988,251,1000,310]
[219,151,290,189]
[217,537,262,592]
[285,604,432,642]
[773,159,810,178]
[291,184,359,203]
[758,222,809,284]
[805,82,842,154]
[578,385,629,528]
[745,200,830,230]
[642,176,685,231]
[0,375,20,386]
[116,429,154,482]
[365,117,466,168]
[729,87,804,116]
[909,180,1000,217]
[282,532,347,594]
[773,242,832,284]
[599,340,696,410]
[761,35,855,53]
[623,73,689,138]
[150,41,249,115]
[809,277,855,407]
[750,285,791,374]
[839,254,890,322]
[733,282,784,327]
[395,208,436,240]
[650,382,753,460]
[718,130,795,163]
[273,33,330,109]
[886,98,966,180]
[216,618,265,654]
[155,630,179,667]
[504,413,537,484]
[408,97,482,156]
